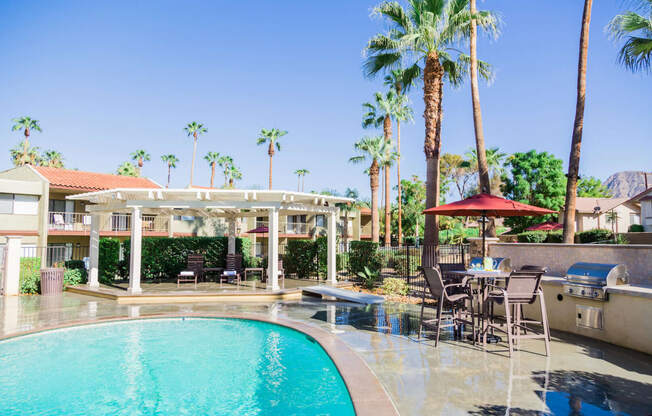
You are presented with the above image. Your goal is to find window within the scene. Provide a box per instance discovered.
[630,213,641,225]
[49,199,66,212]
[0,193,38,215]
[173,215,196,221]
[315,215,325,228]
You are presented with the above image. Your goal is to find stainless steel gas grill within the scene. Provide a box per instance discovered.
[563,262,629,301]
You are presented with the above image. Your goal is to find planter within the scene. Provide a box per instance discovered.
[40,268,64,295]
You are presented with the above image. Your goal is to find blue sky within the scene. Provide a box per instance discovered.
[1,1,649,200]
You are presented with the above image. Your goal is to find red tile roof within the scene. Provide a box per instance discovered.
[359,207,371,215]
[34,166,161,191]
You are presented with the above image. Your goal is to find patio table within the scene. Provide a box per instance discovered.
[244,268,265,281]
[448,270,510,344]
[203,267,225,283]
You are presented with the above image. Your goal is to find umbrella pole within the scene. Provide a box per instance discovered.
[482,212,486,259]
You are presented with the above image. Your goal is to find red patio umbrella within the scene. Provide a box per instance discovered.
[423,193,557,258]
[526,221,563,231]
[246,226,269,234]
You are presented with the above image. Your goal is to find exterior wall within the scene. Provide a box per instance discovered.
[171,216,227,237]
[641,199,652,232]
[576,203,639,233]
[489,242,652,285]
[360,214,372,239]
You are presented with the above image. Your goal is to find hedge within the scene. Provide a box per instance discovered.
[349,241,381,276]
[576,229,613,244]
[283,240,317,278]
[118,236,253,280]
[99,238,121,283]
[516,231,547,243]
[628,224,644,232]
[545,230,563,243]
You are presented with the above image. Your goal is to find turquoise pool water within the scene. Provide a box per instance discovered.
[0,318,355,415]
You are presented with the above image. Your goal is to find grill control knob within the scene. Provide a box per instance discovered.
[568,288,573,294]
[581,289,586,296]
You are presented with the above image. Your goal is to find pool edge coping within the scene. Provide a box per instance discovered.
[0,312,399,416]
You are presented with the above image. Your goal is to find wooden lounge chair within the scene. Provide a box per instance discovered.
[177,254,204,288]
[220,254,242,287]
[484,269,550,356]
[418,267,475,347]
[260,259,285,289]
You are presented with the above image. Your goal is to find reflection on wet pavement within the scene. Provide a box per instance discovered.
[1,294,651,415]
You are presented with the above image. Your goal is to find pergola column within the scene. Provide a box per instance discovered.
[227,216,237,255]
[88,213,101,288]
[267,207,279,291]
[128,206,142,294]
[327,211,337,285]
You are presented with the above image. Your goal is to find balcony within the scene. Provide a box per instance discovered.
[254,221,309,235]
[48,212,169,234]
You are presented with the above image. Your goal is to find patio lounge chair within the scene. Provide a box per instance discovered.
[418,267,475,347]
[177,254,204,288]
[484,269,550,356]
[220,254,242,287]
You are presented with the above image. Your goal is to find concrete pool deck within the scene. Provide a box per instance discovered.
[1,293,651,415]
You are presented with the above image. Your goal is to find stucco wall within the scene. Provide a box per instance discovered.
[577,203,639,233]
[642,199,652,232]
[489,243,652,285]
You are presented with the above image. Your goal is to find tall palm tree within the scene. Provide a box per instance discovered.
[349,136,390,243]
[204,152,221,188]
[228,165,242,188]
[294,169,310,192]
[464,147,507,182]
[257,128,288,189]
[380,140,399,245]
[607,0,652,74]
[42,150,64,168]
[11,116,42,165]
[10,141,41,166]
[117,161,138,177]
[217,155,234,187]
[563,0,594,244]
[184,122,207,186]
[130,149,150,176]
[336,188,362,246]
[364,0,497,246]
[160,154,179,188]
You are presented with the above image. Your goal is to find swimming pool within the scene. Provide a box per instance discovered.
[0,318,355,415]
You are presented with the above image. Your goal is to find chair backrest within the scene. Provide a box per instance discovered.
[423,267,446,299]
[505,270,544,304]
[226,253,243,272]
[438,263,465,281]
[278,259,283,271]
[187,254,204,274]
[519,264,549,273]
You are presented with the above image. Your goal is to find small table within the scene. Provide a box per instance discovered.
[449,270,510,344]
[203,267,224,282]
[244,268,265,281]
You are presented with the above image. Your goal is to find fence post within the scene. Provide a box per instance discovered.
[3,236,22,296]
[406,245,411,287]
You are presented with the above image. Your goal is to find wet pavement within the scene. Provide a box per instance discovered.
[1,293,651,415]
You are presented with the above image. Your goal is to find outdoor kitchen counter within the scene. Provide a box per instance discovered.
[495,275,652,355]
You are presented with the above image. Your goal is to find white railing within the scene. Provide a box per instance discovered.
[48,212,169,233]
[253,220,308,234]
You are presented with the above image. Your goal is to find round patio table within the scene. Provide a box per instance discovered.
[448,270,511,344]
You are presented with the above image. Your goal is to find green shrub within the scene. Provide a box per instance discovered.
[64,268,85,286]
[392,254,420,276]
[315,236,328,278]
[20,257,41,294]
[576,229,613,244]
[64,260,87,283]
[628,224,644,232]
[546,231,563,243]
[283,240,317,278]
[356,266,379,289]
[382,278,408,296]
[99,238,121,283]
[615,234,629,245]
[517,231,548,243]
[349,241,381,276]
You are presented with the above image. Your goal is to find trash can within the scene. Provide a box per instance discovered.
[40,268,64,295]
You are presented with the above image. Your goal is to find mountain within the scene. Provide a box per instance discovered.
[603,171,651,198]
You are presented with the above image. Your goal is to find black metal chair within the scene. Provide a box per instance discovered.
[418,267,475,347]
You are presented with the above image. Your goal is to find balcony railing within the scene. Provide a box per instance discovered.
[255,221,309,235]
[48,212,169,233]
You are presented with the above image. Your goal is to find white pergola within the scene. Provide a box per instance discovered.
[67,188,353,294]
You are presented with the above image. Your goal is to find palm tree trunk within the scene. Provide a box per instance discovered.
[22,129,30,165]
[210,163,216,188]
[190,134,197,186]
[563,0,593,244]
[384,165,391,246]
[370,160,380,243]
[297,175,300,191]
[268,142,274,190]
[397,119,403,246]
[470,0,496,238]
[167,165,171,188]
[423,51,444,247]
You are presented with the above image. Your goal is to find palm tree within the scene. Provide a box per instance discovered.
[217,155,234,187]
[204,152,221,188]
[383,71,415,245]
[228,165,242,188]
[11,116,42,165]
[606,210,620,235]
[349,136,390,243]
[380,140,399,245]
[364,0,497,246]
[42,150,64,168]
[184,122,207,186]
[464,147,507,183]
[336,188,362,246]
[294,169,310,192]
[130,149,150,176]
[563,0,594,244]
[256,128,288,189]
[117,161,138,177]
[160,154,179,188]
[607,0,652,74]
[10,141,41,166]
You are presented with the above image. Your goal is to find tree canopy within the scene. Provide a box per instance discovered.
[577,176,612,197]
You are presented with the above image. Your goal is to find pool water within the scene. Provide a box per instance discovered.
[0,318,355,415]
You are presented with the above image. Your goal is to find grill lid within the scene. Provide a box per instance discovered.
[565,262,628,286]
